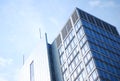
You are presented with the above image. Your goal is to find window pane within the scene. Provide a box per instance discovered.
[86,59,94,74]
[81,42,89,56]
[58,45,64,56]
[30,61,34,81]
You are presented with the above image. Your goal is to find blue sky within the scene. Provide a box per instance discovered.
[0,0,120,81]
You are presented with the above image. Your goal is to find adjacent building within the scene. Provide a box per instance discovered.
[19,8,120,81]
[18,35,51,81]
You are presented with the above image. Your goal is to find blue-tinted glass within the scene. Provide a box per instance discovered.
[81,19,90,27]
[30,61,34,81]
[79,12,120,81]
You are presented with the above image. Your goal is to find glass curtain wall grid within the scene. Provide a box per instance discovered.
[55,8,120,81]
[57,12,98,81]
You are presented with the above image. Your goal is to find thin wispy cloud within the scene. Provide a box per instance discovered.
[89,0,100,7]
[49,17,59,27]
[0,57,13,67]
[0,2,46,81]
[0,76,8,81]
[0,0,45,55]
[89,0,119,8]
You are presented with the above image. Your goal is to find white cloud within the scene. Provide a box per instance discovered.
[0,57,13,67]
[49,17,59,27]
[0,0,46,57]
[89,0,119,8]
[0,76,8,81]
[89,0,101,7]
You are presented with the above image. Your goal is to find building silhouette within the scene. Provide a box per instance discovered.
[19,8,120,81]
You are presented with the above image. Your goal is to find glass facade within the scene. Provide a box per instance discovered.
[56,8,120,81]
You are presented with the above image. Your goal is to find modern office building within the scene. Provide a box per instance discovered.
[18,35,51,81]
[47,8,120,81]
[19,8,120,81]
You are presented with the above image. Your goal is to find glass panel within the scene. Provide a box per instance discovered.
[84,51,92,64]
[89,70,98,81]
[58,45,64,56]
[30,61,34,81]
[60,53,66,65]
[77,27,84,40]
[75,20,81,32]
[81,42,89,56]
[86,59,94,74]
[79,35,87,47]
